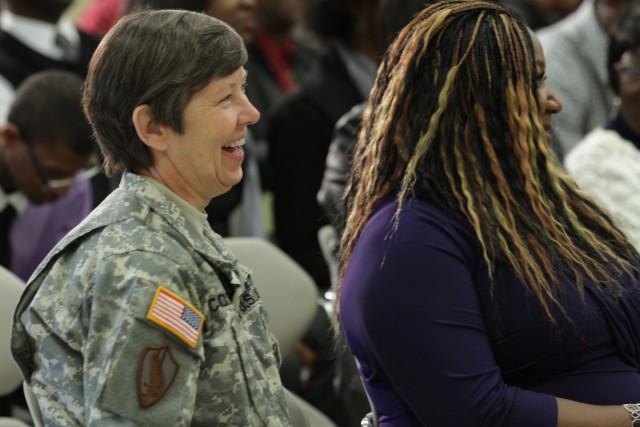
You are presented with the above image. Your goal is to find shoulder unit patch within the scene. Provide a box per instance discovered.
[137,344,180,408]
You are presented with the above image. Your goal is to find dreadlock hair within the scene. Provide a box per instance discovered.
[337,0,640,323]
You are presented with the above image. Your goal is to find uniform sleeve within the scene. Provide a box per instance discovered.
[81,251,205,426]
[341,208,557,426]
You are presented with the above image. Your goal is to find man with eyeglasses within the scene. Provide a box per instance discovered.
[565,3,640,251]
[0,70,97,284]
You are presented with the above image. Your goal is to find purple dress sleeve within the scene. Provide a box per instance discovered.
[341,191,640,426]
[340,196,557,426]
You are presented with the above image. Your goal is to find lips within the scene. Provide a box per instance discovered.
[222,138,245,159]
[223,138,245,149]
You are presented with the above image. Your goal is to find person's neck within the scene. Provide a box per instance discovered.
[0,153,16,194]
[621,105,640,136]
[137,166,210,212]
[255,27,292,45]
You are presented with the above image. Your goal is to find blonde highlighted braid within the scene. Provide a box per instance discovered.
[338,0,640,322]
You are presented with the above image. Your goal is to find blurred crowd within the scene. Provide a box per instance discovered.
[2,0,640,425]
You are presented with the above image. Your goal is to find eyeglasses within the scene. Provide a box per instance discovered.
[22,138,101,191]
[619,62,640,80]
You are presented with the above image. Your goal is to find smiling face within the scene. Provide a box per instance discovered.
[143,67,260,208]
[531,31,563,144]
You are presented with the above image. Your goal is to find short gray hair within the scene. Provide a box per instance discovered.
[83,9,247,176]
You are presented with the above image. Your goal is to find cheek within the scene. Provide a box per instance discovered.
[12,171,46,203]
[619,77,640,100]
[537,89,547,113]
[7,155,32,187]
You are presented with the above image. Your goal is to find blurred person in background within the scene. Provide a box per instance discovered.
[0,70,98,282]
[245,0,318,190]
[500,0,582,30]
[268,0,382,292]
[565,4,640,249]
[537,0,639,159]
[0,0,113,278]
[0,69,96,417]
[317,0,434,237]
[266,0,382,423]
[0,0,101,121]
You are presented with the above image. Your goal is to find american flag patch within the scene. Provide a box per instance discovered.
[147,287,204,348]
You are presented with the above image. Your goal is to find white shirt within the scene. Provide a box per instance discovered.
[565,128,640,251]
[0,10,80,123]
[0,185,28,216]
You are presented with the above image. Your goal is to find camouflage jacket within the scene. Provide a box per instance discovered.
[12,172,291,426]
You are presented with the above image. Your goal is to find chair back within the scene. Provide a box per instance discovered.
[0,266,25,396]
[22,383,43,427]
[317,224,339,292]
[223,237,318,358]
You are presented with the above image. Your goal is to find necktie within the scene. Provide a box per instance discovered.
[55,32,78,62]
[0,204,17,268]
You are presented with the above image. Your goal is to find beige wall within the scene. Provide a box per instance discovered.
[66,0,94,21]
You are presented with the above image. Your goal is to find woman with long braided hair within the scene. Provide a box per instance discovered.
[338,1,640,425]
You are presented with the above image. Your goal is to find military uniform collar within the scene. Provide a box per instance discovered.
[121,173,251,288]
[28,172,250,287]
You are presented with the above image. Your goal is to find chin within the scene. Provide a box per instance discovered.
[28,194,55,205]
[229,171,244,187]
[213,176,244,198]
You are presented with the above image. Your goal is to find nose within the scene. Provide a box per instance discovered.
[546,87,563,114]
[241,97,261,126]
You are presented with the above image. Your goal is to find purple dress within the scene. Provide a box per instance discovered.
[340,191,640,426]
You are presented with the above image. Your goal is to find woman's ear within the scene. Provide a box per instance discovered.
[132,104,168,151]
[0,123,23,150]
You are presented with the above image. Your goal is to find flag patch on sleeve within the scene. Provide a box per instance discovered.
[147,286,204,348]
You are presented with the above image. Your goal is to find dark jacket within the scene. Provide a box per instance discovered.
[316,102,364,235]
[245,37,317,189]
[268,43,364,290]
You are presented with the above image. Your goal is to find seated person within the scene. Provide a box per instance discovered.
[11,10,290,425]
[0,70,97,280]
[338,2,640,426]
[565,4,640,250]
